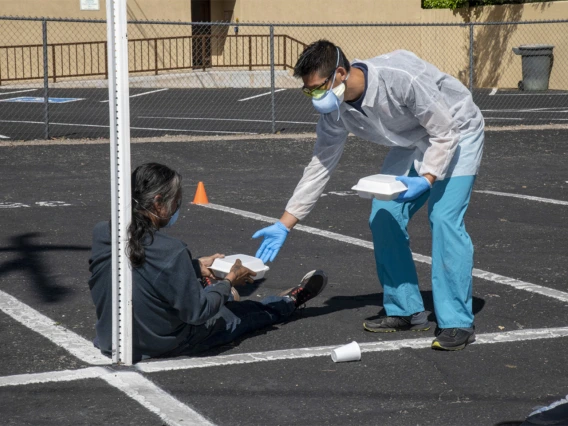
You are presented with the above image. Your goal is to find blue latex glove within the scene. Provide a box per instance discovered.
[252,221,289,263]
[395,176,432,202]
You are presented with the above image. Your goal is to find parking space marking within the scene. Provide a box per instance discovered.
[137,326,568,373]
[238,89,286,101]
[0,367,108,387]
[489,88,498,96]
[475,190,568,206]
[139,115,317,125]
[0,135,9,139]
[496,92,568,96]
[198,203,568,303]
[102,371,215,426]
[0,289,110,365]
[482,107,568,113]
[0,89,37,96]
[0,119,256,135]
[99,88,169,103]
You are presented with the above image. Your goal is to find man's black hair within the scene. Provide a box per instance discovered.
[293,39,350,79]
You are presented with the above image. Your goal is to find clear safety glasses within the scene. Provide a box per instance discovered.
[301,69,336,99]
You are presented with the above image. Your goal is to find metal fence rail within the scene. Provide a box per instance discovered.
[0,34,307,84]
[0,16,566,140]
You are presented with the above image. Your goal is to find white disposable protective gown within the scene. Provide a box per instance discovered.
[285,50,485,221]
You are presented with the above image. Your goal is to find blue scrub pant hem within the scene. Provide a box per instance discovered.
[383,308,425,317]
[437,323,474,329]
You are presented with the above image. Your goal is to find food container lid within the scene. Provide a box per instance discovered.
[351,174,407,196]
[210,254,269,274]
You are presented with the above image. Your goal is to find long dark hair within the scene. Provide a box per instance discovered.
[127,163,182,268]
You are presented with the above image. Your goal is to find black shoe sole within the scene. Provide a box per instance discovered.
[363,322,431,333]
[431,333,476,351]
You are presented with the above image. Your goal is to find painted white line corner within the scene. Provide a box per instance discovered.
[0,289,110,365]
[102,371,215,426]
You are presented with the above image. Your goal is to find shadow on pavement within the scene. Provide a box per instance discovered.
[0,232,90,303]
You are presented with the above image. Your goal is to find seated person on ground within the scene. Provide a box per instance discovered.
[88,162,327,363]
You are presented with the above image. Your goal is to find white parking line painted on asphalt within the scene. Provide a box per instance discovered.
[481,107,568,113]
[0,367,108,387]
[137,326,568,373]
[0,119,255,135]
[0,89,37,96]
[475,190,568,206]
[0,135,9,139]
[197,203,568,303]
[139,115,317,125]
[489,88,498,96]
[238,89,286,101]
[0,289,110,365]
[497,92,568,96]
[102,371,215,426]
[99,88,169,102]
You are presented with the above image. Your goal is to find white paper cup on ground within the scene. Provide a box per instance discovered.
[331,341,361,363]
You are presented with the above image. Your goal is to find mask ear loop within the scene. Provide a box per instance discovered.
[333,47,342,121]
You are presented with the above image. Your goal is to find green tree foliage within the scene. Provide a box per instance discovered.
[423,0,550,9]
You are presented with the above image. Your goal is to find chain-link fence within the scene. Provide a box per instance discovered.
[1,17,567,141]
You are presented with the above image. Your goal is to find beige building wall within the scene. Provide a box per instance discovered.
[1,0,567,89]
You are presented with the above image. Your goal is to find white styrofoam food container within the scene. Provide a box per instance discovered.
[351,174,408,201]
[209,254,270,280]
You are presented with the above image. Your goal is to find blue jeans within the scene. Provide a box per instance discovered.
[369,169,476,329]
[167,294,296,357]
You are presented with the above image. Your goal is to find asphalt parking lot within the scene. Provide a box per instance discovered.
[0,125,567,425]
[1,86,567,140]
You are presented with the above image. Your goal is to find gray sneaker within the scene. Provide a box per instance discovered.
[364,312,430,333]
[431,327,476,351]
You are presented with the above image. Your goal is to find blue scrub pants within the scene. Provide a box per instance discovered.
[369,170,476,329]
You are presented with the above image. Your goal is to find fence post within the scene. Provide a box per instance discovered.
[270,25,276,134]
[42,19,50,140]
[469,23,474,93]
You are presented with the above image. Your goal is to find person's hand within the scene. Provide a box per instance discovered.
[252,221,289,263]
[395,176,432,202]
[198,253,224,278]
[225,259,257,286]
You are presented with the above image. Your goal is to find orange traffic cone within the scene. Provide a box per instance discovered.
[192,181,209,204]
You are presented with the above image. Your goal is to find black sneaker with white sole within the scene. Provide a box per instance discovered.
[279,270,327,308]
[431,327,475,351]
[363,312,430,333]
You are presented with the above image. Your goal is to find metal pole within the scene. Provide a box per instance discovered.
[42,20,49,140]
[107,0,133,366]
[469,23,474,93]
[270,25,276,134]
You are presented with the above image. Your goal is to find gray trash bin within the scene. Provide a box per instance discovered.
[512,44,554,91]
